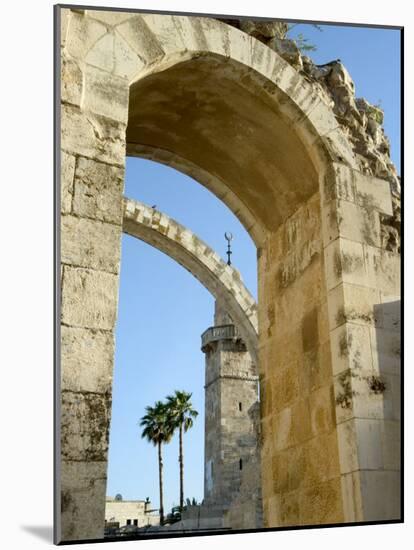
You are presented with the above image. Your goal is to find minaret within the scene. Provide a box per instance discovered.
[201,299,259,509]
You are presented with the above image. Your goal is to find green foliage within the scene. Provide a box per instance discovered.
[139,400,174,446]
[165,390,199,432]
[287,23,323,53]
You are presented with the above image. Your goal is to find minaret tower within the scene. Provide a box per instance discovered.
[201,299,259,509]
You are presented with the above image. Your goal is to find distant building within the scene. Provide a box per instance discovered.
[105,496,160,528]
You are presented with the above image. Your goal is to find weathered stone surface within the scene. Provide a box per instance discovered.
[354,172,393,216]
[369,327,400,376]
[330,322,372,376]
[60,460,107,541]
[324,238,367,291]
[364,245,400,295]
[61,55,82,106]
[61,390,111,461]
[61,151,75,214]
[61,104,126,166]
[309,385,336,436]
[113,32,146,80]
[85,32,115,73]
[359,470,401,521]
[65,11,107,61]
[82,65,129,123]
[61,215,121,273]
[238,20,288,42]
[73,157,124,224]
[60,8,71,48]
[327,283,381,330]
[61,326,114,393]
[299,478,343,525]
[116,15,165,64]
[61,266,118,330]
[271,38,303,70]
[86,9,135,26]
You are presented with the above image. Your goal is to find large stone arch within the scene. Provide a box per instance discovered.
[123,198,258,362]
[59,7,400,542]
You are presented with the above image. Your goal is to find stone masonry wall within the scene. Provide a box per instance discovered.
[59,8,400,539]
[259,191,345,526]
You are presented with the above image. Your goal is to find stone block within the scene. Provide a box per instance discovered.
[340,471,363,522]
[264,495,281,528]
[355,418,383,470]
[301,340,332,394]
[141,14,187,57]
[271,450,290,494]
[377,294,401,332]
[359,470,401,521]
[60,8,71,48]
[86,9,135,26]
[271,362,299,412]
[303,431,341,488]
[291,398,312,446]
[61,326,114,393]
[197,17,231,57]
[61,215,121,273]
[279,489,300,526]
[299,477,343,525]
[364,245,400,295]
[309,385,336,436]
[353,171,393,216]
[370,327,401,376]
[65,11,107,61]
[324,238,367,291]
[116,15,165,64]
[85,32,115,73]
[273,408,294,451]
[381,420,401,471]
[334,367,390,423]
[61,55,82,106]
[229,28,253,67]
[82,65,129,123]
[73,156,124,224]
[114,32,146,80]
[61,104,126,166]
[61,266,118,330]
[330,322,372,376]
[61,151,76,214]
[323,162,355,204]
[321,199,381,248]
[306,101,339,139]
[60,460,107,541]
[61,390,111,461]
[337,419,359,474]
[327,283,381,330]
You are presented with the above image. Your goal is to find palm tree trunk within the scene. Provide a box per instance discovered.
[158,441,164,525]
[179,422,184,510]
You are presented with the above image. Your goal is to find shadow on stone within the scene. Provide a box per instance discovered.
[21,525,53,543]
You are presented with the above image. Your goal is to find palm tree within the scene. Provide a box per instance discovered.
[166,390,198,511]
[139,401,173,525]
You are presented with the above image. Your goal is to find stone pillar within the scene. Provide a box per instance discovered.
[322,164,401,522]
[58,8,130,542]
[201,301,259,511]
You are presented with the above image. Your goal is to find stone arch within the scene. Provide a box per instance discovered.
[123,198,258,363]
[59,7,400,543]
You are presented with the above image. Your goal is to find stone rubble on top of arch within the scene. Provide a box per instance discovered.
[217,18,401,253]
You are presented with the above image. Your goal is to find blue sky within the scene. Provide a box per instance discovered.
[106,22,401,513]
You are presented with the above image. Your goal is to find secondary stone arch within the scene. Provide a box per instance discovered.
[123,197,258,363]
[60,8,399,542]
